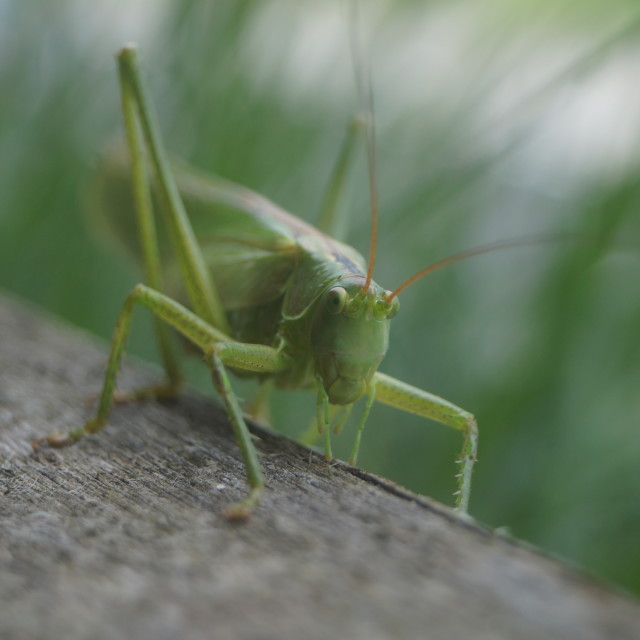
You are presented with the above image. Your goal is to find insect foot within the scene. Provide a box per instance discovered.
[222,487,265,521]
[31,418,104,450]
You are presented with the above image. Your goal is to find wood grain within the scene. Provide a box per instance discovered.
[1,294,638,640]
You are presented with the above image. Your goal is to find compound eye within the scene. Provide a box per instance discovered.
[373,292,400,320]
[386,294,400,319]
[326,287,348,314]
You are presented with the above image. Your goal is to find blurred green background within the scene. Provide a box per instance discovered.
[2,0,639,595]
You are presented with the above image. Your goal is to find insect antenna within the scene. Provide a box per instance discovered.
[349,0,378,292]
[387,233,575,302]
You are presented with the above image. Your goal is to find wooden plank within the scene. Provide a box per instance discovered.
[1,294,638,640]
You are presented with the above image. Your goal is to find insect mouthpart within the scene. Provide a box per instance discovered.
[328,375,367,406]
[316,350,380,405]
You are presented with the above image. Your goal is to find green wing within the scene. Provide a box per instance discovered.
[90,146,298,310]
[171,161,299,310]
[176,162,367,314]
[90,145,366,312]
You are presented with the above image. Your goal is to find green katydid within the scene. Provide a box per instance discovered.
[32,44,485,519]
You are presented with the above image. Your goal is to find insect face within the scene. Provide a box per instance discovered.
[310,277,398,405]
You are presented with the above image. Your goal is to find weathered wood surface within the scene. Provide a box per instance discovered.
[1,293,639,640]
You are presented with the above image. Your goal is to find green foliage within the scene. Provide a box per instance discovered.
[2,0,639,593]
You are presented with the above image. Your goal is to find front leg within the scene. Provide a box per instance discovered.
[33,284,291,519]
[373,372,478,513]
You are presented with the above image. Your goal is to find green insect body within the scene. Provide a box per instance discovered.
[181,181,397,407]
[100,148,395,404]
[33,46,478,519]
